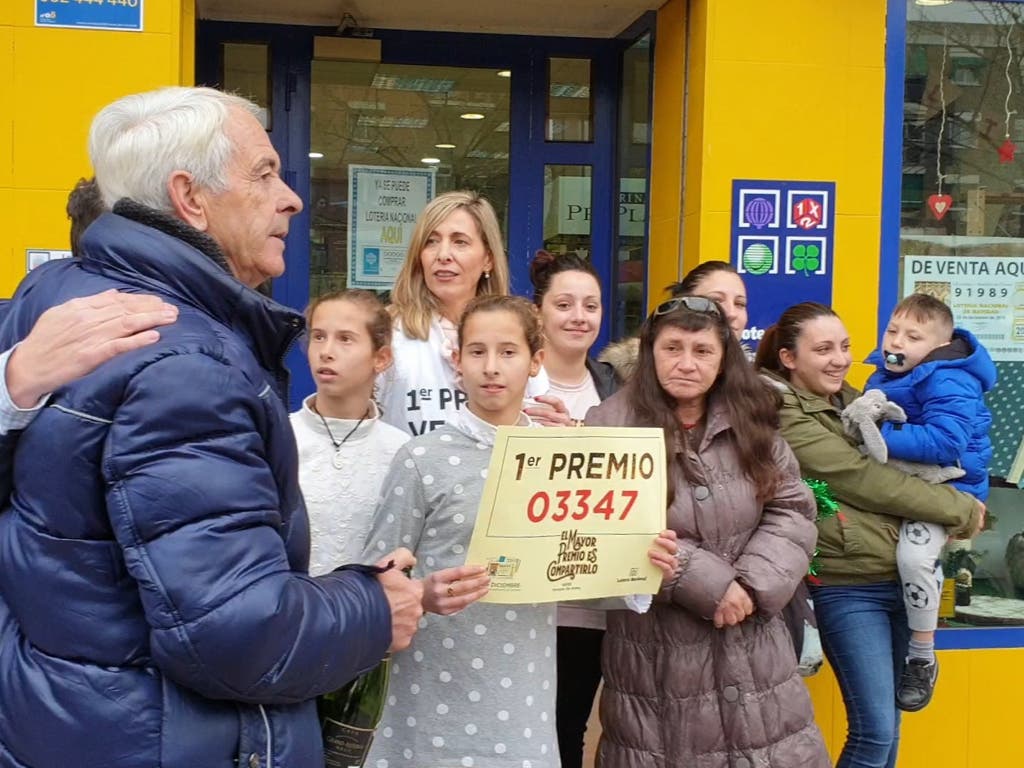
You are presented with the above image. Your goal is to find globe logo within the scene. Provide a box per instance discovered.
[741,243,774,275]
[744,197,775,228]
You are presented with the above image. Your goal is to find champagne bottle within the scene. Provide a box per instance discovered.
[319,655,391,768]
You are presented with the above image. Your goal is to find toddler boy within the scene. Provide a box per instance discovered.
[865,293,995,712]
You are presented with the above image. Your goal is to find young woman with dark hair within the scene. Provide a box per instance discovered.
[529,249,619,768]
[530,249,619,411]
[757,301,984,768]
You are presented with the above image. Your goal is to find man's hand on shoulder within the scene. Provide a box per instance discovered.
[6,290,178,407]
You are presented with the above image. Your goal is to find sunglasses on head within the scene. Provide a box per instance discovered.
[652,295,722,318]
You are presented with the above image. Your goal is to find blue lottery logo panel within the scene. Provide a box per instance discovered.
[730,179,836,350]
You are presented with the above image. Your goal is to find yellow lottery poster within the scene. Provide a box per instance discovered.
[465,426,667,604]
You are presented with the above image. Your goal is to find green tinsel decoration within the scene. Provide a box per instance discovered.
[803,478,840,582]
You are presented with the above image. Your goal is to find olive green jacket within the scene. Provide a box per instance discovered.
[764,372,980,586]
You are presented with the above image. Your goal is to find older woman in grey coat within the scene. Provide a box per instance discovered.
[585,296,829,768]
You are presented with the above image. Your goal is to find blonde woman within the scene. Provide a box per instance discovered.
[378,190,568,434]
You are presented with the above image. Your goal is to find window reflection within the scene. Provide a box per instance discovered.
[309,62,511,297]
[543,164,593,261]
[546,58,592,142]
[903,0,1024,625]
[222,43,271,129]
[613,33,653,339]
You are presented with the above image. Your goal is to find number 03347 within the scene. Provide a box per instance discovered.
[526,489,638,523]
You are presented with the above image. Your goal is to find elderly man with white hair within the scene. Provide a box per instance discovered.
[0,87,423,768]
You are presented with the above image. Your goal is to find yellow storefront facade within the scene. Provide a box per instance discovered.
[2,2,1023,766]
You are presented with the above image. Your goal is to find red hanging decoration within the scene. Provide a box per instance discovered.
[999,137,1017,164]
[1000,25,1018,164]
[927,194,953,221]
[931,30,951,223]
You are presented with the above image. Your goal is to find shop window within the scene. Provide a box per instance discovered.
[221,43,271,130]
[902,0,1024,626]
[546,58,592,142]
[308,61,510,298]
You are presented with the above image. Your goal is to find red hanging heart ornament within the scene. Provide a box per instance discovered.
[999,137,1017,164]
[927,194,953,221]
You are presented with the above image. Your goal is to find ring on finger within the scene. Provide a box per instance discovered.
[446,584,455,598]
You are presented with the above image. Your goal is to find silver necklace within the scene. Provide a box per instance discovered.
[313,400,370,469]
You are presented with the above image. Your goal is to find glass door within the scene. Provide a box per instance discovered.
[196,22,643,401]
[519,42,620,350]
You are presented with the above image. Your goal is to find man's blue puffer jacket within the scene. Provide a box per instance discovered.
[0,208,392,768]
[865,328,996,501]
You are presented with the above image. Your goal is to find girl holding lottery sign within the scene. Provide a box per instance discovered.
[361,295,677,768]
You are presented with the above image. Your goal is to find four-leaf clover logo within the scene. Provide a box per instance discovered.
[792,244,820,276]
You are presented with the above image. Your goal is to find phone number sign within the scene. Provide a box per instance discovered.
[37,0,143,32]
[465,427,667,604]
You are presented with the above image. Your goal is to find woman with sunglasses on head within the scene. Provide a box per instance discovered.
[671,260,821,675]
[585,296,830,768]
[529,249,621,768]
[668,260,750,352]
[757,302,984,768]
[600,261,821,675]
[598,260,751,381]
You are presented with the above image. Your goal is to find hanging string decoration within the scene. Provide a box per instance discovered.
[803,478,841,585]
[928,28,953,221]
[998,23,1017,164]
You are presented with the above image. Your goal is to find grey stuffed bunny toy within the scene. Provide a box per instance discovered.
[841,389,966,484]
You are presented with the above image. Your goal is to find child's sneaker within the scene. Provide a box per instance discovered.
[896,657,938,712]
